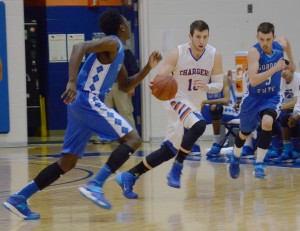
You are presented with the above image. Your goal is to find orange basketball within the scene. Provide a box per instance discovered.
[150,74,178,101]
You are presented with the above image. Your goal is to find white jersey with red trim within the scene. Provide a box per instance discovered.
[162,43,216,151]
[171,42,215,109]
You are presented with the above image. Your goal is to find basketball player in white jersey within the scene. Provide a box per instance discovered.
[2,9,162,220]
[115,20,224,199]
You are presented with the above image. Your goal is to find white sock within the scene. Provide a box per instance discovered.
[213,135,221,144]
[234,145,242,158]
[256,148,267,163]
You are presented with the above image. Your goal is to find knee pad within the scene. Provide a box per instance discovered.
[257,130,272,149]
[181,120,206,150]
[241,131,252,136]
[190,120,207,137]
[260,109,277,121]
[210,104,223,120]
[235,133,246,148]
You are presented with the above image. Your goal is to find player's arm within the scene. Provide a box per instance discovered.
[196,51,223,93]
[277,36,296,72]
[61,38,119,104]
[205,51,224,93]
[202,75,230,105]
[282,96,297,111]
[117,51,162,92]
[288,96,300,127]
[69,38,118,83]
[247,47,285,87]
[157,48,179,76]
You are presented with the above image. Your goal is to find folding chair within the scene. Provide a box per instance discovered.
[219,118,240,148]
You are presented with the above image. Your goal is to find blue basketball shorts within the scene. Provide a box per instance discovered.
[239,94,283,133]
[62,90,133,157]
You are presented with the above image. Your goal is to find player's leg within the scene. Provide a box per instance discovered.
[265,119,282,161]
[254,109,277,178]
[3,102,91,220]
[228,97,257,179]
[206,104,223,157]
[115,144,176,198]
[273,112,298,163]
[115,106,184,198]
[167,111,206,188]
[78,96,139,209]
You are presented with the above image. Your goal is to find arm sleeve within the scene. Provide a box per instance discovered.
[207,74,224,93]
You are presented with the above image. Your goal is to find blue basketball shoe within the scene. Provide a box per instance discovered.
[186,144,201,161]
[229,154,240,179]
[240,145,255,159]
[167,162,183,188]
[264,146,281,162]
[272,150,293,163]
[206,143,222,158]
[295,157,300,165]
[254,162,266,178]
[78,183,111,210]
[115,172,139,199]
[290,150,299,160]
[3,194,40,220]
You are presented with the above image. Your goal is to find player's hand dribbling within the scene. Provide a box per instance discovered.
[61,81,77,104]
[147,51,163,69]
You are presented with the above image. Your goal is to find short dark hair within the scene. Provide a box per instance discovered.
[98,9,123,35]
[190,20,209,36]
[257,22,275,35]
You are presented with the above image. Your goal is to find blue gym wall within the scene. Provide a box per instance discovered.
[24,5,141,133]
[0,2,10,133]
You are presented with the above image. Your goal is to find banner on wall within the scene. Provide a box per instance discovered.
[0,2,10,133]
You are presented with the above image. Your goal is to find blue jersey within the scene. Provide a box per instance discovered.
[248,41,283,97]
[77,35,124,98]
[62,36,132,157]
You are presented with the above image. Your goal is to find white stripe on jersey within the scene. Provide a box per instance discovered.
[84,59,111,93]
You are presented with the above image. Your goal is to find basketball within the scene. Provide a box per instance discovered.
[150,74,178,101]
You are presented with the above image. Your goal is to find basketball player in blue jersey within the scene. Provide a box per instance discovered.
[200,75,256,159]
[114,20,224,199]
[229,22,295,179]
[2,9,162,220]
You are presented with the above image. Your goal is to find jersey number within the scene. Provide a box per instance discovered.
[188,79,200,91]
